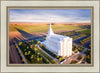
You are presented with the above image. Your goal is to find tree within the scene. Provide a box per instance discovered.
[71,60,77,64]
[40,57,42,61]
[74,49,78,53]
[34,48,37,52]
[30,45,33,48]
[25,52,27,55]
[24,49,26,51]
[22,59,24,62]
[51,60,55,63]
[86,55,91,63]
[52,51,55,54]
[27,46,29,49]
[37,41,40,45]
[34,44,37,48]
[30,55,34,59]
[40,44,42,47]
[18,42,22,46]
[34,40,37,44]
[77,55,82,60]
[37,53,40,56]
[61,56,64,59]
[56,55,59,59]
[43,37,46,40]
[58,58,62,62]
[37,58,40,62]
[28,51,31,55]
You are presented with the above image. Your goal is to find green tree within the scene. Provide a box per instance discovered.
[56,55,59,59]
[37,53,40,56]
[71,60,77,64]
[37,41,40,45]
[22,59,25,62]
[18,42,22,46]
[30,45,33,48]
[34,44,37,48]
[77,55,82,60]
[43,37,46,40]
[58,58,62,62]
[34,48,37,52]
[24,49,26,51]
[30,55,34,59]
[25,52,27,55]
[28,51,31,55]
[74,49,78,53]
[40,57,42,61]
[27,46,29,49]
[37,58,40,62]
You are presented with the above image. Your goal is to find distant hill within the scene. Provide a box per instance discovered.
[9,22,91,26]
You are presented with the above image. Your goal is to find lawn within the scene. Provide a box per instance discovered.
[9,24,83,33]
[77,29,91,35]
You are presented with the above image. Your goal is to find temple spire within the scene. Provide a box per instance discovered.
[48,23,54,36]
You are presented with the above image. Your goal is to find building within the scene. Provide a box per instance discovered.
[44,24,72,57]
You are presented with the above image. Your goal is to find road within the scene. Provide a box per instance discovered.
[15,43,28,64]
[63,52,80,64]
[9,41,21,64]
[36,44,60,64]
[73,35,90,49]
[73,35,90,54]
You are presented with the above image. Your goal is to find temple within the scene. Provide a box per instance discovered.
[44,23,72,57]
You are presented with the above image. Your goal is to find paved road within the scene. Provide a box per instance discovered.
[9,41,21,64]
[73,35,90,49]
[15,43,28,64]
[36,44,60,64]
[73,43,89,54]
[73,36,90,54]
[63,52,80,64]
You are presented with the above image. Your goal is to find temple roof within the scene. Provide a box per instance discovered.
[48,34,70,41]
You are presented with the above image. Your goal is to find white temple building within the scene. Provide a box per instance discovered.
[44,24,72,57]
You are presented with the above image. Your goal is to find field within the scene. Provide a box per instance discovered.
[9,22,91,64]
[9,23,90,41]
[10,24,85,33]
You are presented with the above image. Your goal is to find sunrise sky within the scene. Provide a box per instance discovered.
[9,9,91,23]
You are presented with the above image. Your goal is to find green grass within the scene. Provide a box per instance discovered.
[78,29,91,35]
[9,25,83,33]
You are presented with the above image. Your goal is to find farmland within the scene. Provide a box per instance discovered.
[9,22,91,64]
[9,23,85,33]
[9,23,91,41]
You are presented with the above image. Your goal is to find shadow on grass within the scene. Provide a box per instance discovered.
[11,28,46,43]
[15,28,33,38]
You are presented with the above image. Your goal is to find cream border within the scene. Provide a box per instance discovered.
[7,6,93,67]
[1,0,98,72]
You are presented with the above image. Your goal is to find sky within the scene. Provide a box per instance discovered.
[9,9,91,23]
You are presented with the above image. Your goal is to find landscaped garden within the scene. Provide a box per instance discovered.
[84,49,91,63]
[15,40,58,64]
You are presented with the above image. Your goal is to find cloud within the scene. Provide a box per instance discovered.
[9,9,91,23]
